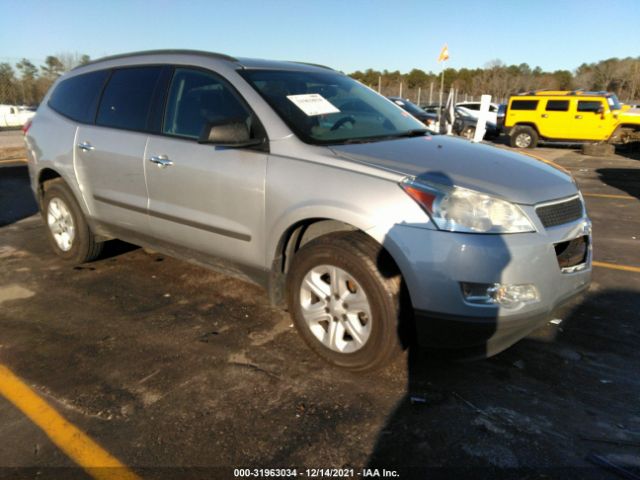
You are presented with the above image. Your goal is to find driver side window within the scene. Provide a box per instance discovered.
[163,68,251,139]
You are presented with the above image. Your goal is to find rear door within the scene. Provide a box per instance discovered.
[537,99,573,139]
[76,66,164,231]
[144,67,268,270]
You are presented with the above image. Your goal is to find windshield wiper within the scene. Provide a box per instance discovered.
[334,129,430,145]
[393,129,429,138]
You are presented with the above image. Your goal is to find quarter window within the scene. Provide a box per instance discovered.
[577,101,603,113]
[96,67,162,131]
[545,100,570,112]
[163,68,251,139]
[48,70,109,123]
[510,100,539,111]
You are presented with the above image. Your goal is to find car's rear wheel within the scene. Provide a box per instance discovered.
[286,232,402,371]
[42,179,103,263]
[510,126,538,148]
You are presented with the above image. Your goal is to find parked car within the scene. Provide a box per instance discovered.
[25,50,592,371]
[504,90,640,148]
[420,104,444,115]
[0,104,36,129]
[453,106,500,140]
[455,101,500,124]
[387,96,437,128]
[496,103,507,131]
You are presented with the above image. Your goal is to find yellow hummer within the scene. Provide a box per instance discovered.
[503,90,640,148]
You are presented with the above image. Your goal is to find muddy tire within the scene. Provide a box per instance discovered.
[582,142,615,157]
[42,179,103,263]
[510,125,538,148]
[286,232,402,372]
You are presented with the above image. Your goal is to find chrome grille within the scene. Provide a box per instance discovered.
[536,197,583,228]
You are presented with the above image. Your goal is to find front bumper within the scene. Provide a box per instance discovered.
[383,216,592,357]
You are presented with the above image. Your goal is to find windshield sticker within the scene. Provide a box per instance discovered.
[287,94,340,116]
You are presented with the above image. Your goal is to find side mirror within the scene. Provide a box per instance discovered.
[596,105,604,115]
[198,120,263,148]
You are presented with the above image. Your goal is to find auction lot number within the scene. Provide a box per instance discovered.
[234,468,399,478]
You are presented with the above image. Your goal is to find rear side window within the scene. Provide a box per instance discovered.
[48,70,109,123]
[163,68,251,139]
[577,101,603,112]
[97,67,162,131]
[510,100,539,111]
[545,100,570,112]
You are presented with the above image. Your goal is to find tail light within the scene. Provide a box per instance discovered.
[22,119,32,135]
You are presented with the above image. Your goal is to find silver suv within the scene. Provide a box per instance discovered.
[25,50,591,371]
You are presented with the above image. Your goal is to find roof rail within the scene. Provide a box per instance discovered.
[73,49,238,70]
[292,61,334,71]
[515,88,552,96]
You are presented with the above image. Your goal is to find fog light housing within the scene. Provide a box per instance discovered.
[461,282,540,309]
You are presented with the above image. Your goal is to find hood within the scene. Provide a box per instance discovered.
[330,135,576,205]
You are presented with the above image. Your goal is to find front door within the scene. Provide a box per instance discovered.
[145,67,268,270]
[572,99,610,141]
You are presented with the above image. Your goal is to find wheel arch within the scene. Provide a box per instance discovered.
[267,217,409,309]
[36,167,63,207]
[511,122,541,136]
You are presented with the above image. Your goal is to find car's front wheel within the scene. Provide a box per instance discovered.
[286,232,402,371]
[42,179,103,263]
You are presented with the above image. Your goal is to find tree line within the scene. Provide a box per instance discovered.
[350,57,640,104]
[1,53,639,106]
[0,53,90,105]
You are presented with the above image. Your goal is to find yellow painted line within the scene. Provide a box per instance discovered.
[0,365,140,480]
[593,261,640,273]
[520,151,571,174]
[583,193,635,200]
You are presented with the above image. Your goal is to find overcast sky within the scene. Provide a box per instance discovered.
[1,0,638,73]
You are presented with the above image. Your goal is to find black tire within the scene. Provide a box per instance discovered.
[510,125,538,148]
[42,178,103,263]
[286,232,403,372]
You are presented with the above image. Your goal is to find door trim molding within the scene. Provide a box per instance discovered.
[93,194,251,242]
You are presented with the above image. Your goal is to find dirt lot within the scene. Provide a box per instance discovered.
[1,130,639,479]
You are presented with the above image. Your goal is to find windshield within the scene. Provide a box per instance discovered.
[607,94,622,111]
[240,69,426,144]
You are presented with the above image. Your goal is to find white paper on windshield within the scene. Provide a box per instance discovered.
[287,94,340,116]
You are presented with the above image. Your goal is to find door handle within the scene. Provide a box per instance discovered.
[77,141,95,151]
[148,155,173,168]
[541,114,548,118]
[575,115,583,119]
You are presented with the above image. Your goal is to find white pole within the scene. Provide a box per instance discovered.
[399,81,403,98]
[429,82,433,104]
[377,76,381,93]
[438,67,444,129]
[417,87,421,106]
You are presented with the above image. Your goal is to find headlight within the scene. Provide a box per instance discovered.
[401,178,535,233]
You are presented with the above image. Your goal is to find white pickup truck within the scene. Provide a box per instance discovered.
[0,104,36,129]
